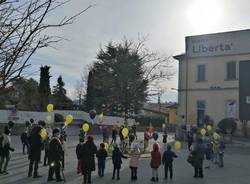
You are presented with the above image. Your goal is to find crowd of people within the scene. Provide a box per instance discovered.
[0,120,226,184]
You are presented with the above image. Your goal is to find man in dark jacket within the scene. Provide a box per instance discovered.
[80,136,97,184]
[192,138,206,178]
[112,145,128,180]
[162,145,177,180]
[28,123,43,178]
[48,128,64,182]
[96,143,108,177]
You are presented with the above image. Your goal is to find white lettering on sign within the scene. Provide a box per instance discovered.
[186,29,250,58]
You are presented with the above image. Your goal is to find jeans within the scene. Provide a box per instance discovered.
[164,164,173,179]
[98,161,105,177]
[194,167,203,178]
[0,155,10,172]
[22,142,29,154]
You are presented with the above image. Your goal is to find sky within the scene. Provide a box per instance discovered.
[28,0,250,102]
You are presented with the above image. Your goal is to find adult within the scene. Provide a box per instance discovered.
[20,130,29,155]
[80,136,97,184]
[48,128,64,182]
[132,124,137,140]
[0,126,15,174]
[192,138,206,178]
[111,126,117,144]
[28,121,44,178]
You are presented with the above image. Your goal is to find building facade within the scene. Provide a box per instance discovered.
[174,29,250,126]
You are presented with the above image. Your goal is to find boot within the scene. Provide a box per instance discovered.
[150,177,155,182]
[156,177,159,182]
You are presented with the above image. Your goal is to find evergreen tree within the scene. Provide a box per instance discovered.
[52,76,73,110]
[38,66,51,111]
[85,70,95,111]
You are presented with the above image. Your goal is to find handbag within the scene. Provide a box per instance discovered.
[187,155,194,165]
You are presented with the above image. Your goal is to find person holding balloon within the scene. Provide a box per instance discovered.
[28,121,45,178]
[96,143,108,177]
[80,136,97,184]
[150,143,161,182]
[129,143,141,181]
[112,144,128,180]
[47,128,64,182]
[191,138,206,178]
[162,145,178,180]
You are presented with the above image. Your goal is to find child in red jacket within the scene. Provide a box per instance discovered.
[150,143,161,182]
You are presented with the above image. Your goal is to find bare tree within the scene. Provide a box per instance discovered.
[0,0,93,93]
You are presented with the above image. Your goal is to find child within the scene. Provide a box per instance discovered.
[76,137,84,174]
[20,130,29,155]
[162,145,177,180]
[219,140,226,168]
[112,144,128,180]
[205,142,213,169]
[150,143,161,182]
[129,144,141,181]
[111,127,117,144]
[96,143,108,177]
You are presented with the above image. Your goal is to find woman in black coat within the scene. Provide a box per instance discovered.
[192,138,206,178]
[80,136,97,184]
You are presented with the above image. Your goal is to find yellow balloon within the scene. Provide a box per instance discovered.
[207,125,212,131]
[82,123,90,133]
[213,132,220,140]
[174,141,181,151]
[122,128,129,138]
[40,128,47,139]
[47,115,52,123]
[104,143,109,151]
[99,113,104,119]
[200,128,206,136]
[47,104,54,112]
[162,124,166,129]
[65,115,73,125]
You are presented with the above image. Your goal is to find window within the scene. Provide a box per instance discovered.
[197,64,206,81]
[226,61,236,80]
[225,100,237,118]
[197,100,206,126]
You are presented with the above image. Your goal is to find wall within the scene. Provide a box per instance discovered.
[0,109,135,126]
[177,53,250,125]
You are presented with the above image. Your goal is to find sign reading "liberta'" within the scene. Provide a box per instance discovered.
[186,29,250,58]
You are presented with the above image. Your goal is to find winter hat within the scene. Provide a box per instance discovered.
[87,135,94,141]
[52,128,60,135]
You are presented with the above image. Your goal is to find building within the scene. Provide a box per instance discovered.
[174,29,250,127]
[140,103,177,124]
